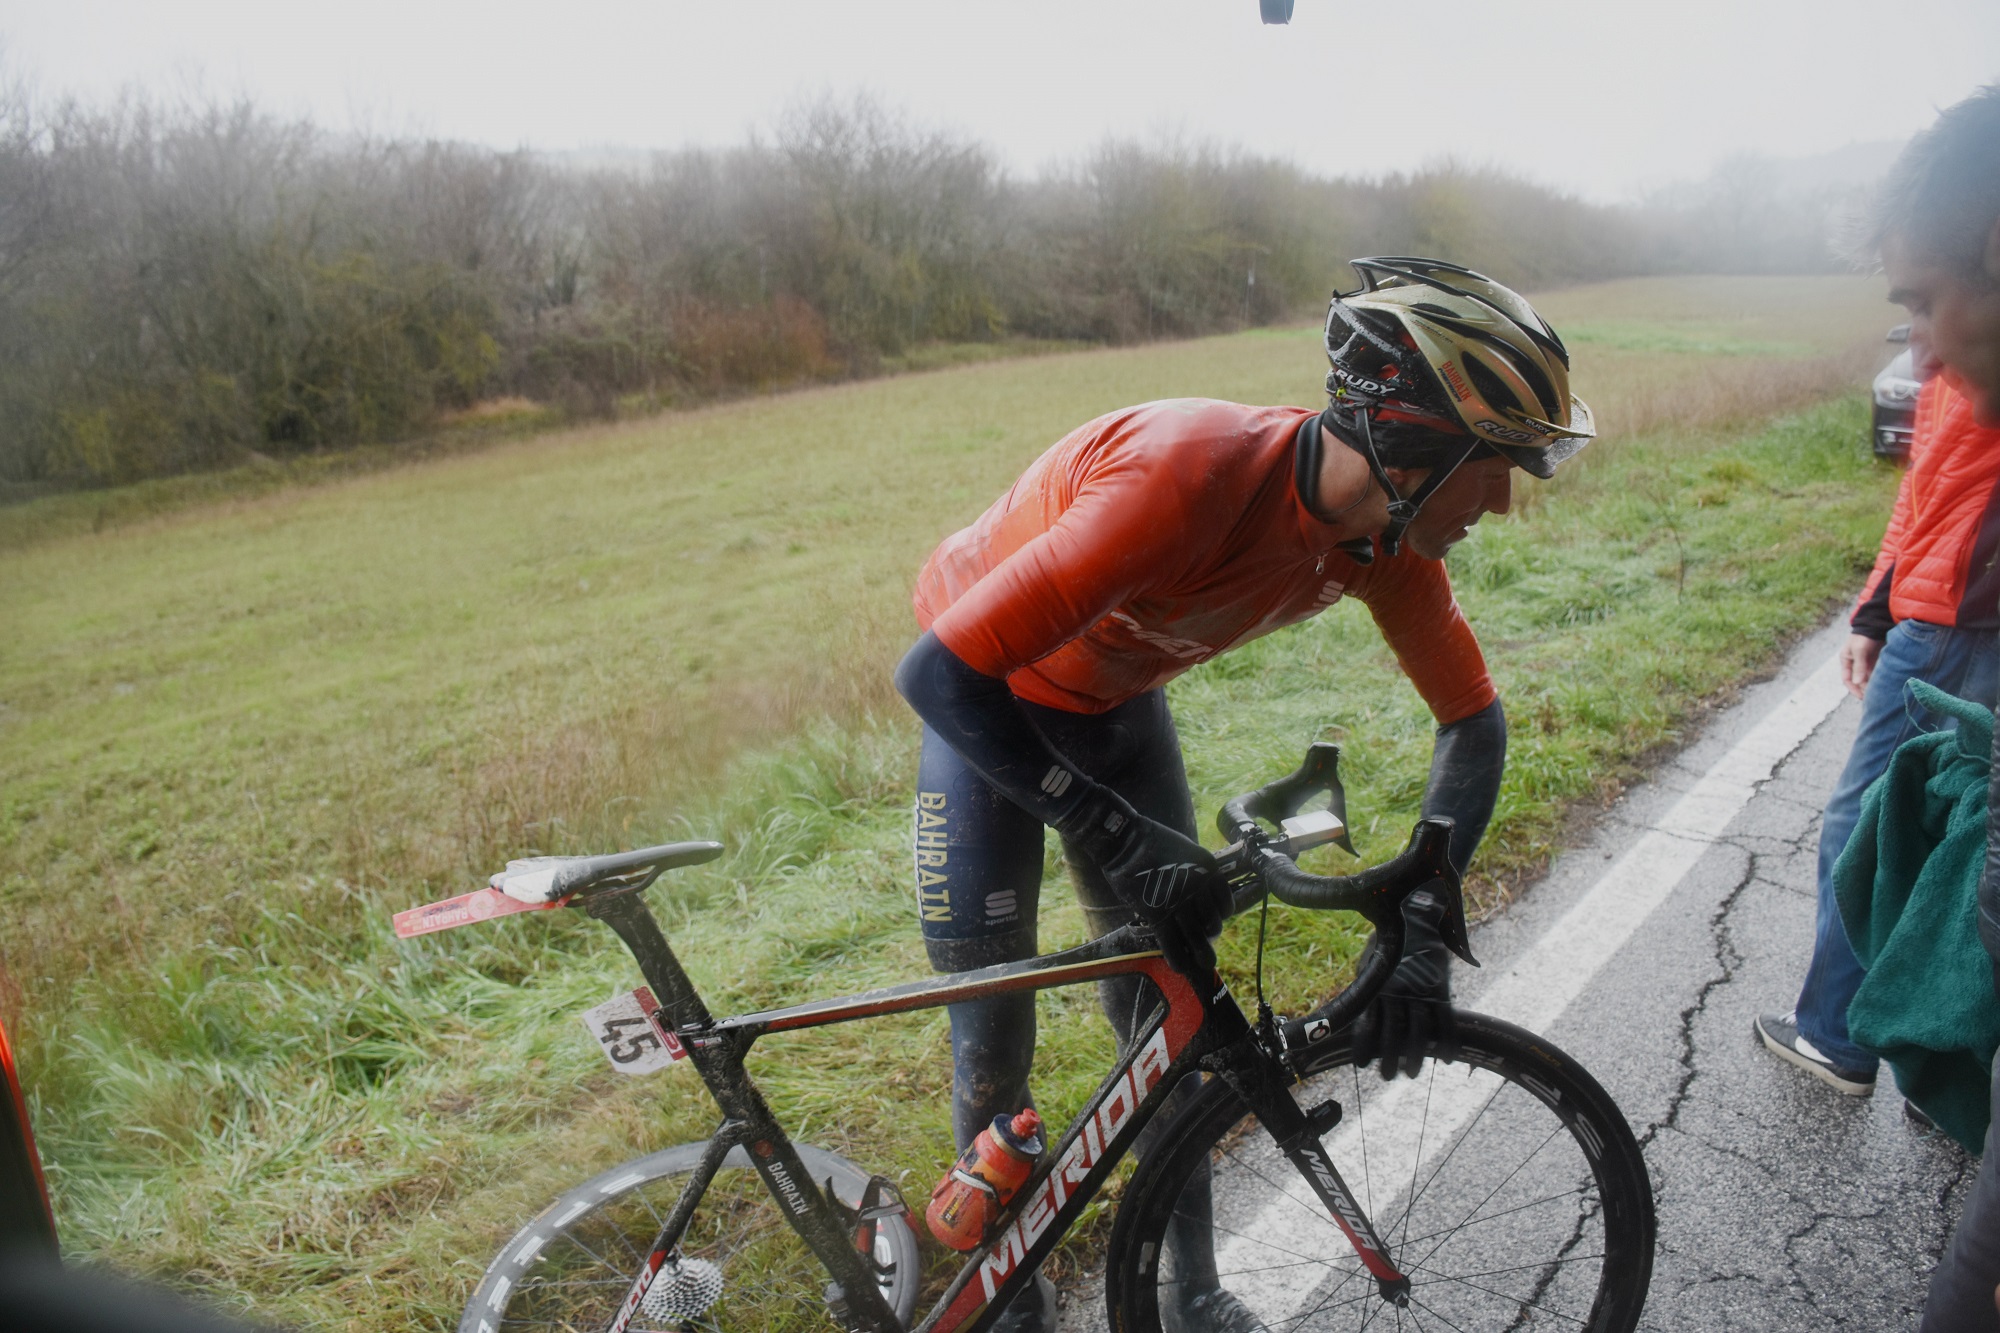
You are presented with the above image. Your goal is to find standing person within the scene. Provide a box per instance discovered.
[1857,83,2000,1333]
[894,258,1594,1332]
[1756,369,2000,1097]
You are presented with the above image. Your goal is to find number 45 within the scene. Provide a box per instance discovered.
[580,988,687,1076]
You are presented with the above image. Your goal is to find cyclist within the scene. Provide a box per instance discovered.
[895,257,1593,1332]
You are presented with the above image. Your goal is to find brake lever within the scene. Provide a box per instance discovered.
[1401,820,1477,968]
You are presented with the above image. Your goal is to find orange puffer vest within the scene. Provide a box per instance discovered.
[1853,379,2000,638]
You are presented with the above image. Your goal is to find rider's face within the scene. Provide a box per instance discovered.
[1884,226,2000,426]
[1394,455,1514,560]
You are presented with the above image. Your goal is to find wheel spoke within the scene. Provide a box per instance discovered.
[1402,1063,1438,1255]
[1406,1291,1472,1333]
[1411,1253,1607,1285]
[1412,1271,1593,1326]
[1387,1070,1509,1240]
[478,1160,915,1333]
[552,1226,630,1280]
[1394,1184,1594,1254]
[1404,1121,1568,1281]
[1211,1143,1354,1236]
[1130,1020,1651,1333]
[1172,1206,1363,1277]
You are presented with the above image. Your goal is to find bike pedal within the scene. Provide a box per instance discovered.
[1305,1099,1342,1134]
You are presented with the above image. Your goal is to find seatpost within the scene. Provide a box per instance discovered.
[584,890,714,1033]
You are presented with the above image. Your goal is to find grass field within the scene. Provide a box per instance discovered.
[0,274,1902,1328]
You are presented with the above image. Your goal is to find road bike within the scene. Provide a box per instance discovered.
[407,743,1656,1333]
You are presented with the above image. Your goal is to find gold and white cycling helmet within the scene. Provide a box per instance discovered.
[1324,256,1594,480]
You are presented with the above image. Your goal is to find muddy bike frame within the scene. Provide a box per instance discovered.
[578,841,1434,1333]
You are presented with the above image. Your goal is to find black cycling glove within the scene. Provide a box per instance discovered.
[1349,700,1503,1078]
[1058,785,1231,980]
[1350,885,1457,1079]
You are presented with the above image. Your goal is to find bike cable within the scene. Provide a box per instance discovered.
[1251,885,1279,1050]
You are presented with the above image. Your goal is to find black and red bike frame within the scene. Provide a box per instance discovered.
[581,877,1415,1333]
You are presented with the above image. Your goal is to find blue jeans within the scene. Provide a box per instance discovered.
[1794,620,2000,1070]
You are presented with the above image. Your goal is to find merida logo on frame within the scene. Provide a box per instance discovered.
[977,1026,1173,1301]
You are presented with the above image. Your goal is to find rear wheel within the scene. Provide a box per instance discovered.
[461,1141,920,1333]
[1106,1011,1655,1332]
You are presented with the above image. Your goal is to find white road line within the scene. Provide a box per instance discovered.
[1470,650,1846,1032]
[1215,652,1850,1323]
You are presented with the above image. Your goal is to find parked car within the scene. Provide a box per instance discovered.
[1871,323,1924,461]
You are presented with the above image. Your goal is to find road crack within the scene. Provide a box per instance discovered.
[1635,847,1759,1149]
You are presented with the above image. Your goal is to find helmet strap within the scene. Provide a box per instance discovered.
[1325,406,1481,559]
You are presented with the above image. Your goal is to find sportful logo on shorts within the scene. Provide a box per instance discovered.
[1039,767,1073,798]
[984,890,1018,920]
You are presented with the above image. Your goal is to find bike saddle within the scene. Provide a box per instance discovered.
[494,841,724,903]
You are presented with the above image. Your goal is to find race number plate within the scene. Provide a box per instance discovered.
[582,986,687,1075]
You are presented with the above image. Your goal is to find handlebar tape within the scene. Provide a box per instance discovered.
[1219,745,1477,967]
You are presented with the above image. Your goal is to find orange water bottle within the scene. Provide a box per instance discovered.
[925,1108,1046,1250]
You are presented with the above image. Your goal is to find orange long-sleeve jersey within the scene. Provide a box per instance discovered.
[1852,378,2000,638]
[912,399,1497,723]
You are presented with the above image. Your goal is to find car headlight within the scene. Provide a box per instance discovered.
[1875,377,1922,404]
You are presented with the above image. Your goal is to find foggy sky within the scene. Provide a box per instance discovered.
[2,0,1994,201]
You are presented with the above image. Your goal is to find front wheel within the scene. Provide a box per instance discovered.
[461,1140,921,1333]
[1105,1011,1655,1332]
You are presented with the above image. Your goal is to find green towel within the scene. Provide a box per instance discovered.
[1836,679,2000,1153]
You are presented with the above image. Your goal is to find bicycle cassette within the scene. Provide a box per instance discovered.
[641,1255,724,1321]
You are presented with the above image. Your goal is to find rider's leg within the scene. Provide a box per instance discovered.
[914,723,1046,1146]
[916,695,1261,1331]
[1034,693,1260,1331]
[1034,688,1196,1088]
[915,725,1058,1331]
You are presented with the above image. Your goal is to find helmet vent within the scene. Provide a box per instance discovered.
[1470,347,1561,422]
[1463,356,1519,414]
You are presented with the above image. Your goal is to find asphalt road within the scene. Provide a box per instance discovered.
[1058,614,1977,1330]
[1472,615,1972,1330]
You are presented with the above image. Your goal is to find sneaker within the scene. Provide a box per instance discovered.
[1754,1011,1875,1096]
[991,1272,1057,1333]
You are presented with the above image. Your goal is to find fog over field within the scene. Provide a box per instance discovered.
[5,0,1995,199]
[6,2,1986,497]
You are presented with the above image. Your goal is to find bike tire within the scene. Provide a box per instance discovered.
[460,1140,921,1333]
[1105,1011,1655,1333]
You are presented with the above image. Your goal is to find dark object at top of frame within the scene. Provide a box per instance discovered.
[1261,0,1295,23]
